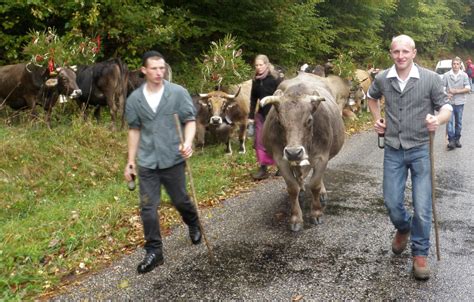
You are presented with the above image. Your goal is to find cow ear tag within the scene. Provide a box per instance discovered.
[45,78,58,87]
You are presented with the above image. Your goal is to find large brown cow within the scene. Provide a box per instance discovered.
[196,80,251,154]
[322,74,359,120]
[76,58,128,131]
[0,63,81,126]
[262,72,345,232]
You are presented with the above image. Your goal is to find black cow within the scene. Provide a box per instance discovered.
[76,58,128,130]
[0,63,81,127]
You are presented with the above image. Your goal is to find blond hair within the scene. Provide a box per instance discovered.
[391,34,416,50]
[254,54,278,78]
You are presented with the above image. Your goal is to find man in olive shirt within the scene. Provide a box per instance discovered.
[367,35,452,280]
[124,51,201,274]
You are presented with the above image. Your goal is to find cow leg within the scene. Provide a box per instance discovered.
[278,162,304,232]
[107,103,117,131]
[225,136,232,155]
[308,159,329,225]
[287,182,303,232]
[93,106,101,123]
[195,123,206,150]
[238,123,247,154]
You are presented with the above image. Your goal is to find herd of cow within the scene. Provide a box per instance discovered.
[0,59,376,231]
[0,59,171,130]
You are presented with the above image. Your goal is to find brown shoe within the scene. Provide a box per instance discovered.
[413,256,430,280]
[392,230,409,255]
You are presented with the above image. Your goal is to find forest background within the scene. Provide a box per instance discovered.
[2,0,474,300]
[2,0,474,91]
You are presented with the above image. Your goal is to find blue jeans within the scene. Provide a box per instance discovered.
[383,144,432,256]
[447,104,464,142]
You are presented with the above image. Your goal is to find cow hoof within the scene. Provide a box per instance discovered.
[290,223,303,232]
[238,150,246,154]
[310,216,323,225]
[320,194,328,207]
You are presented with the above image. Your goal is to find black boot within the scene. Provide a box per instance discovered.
[137,252,164,274]
[252,165,269,180]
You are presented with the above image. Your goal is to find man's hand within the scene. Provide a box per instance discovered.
[425,114,439,132]
[179,142,193,159]
[374,118,386,136]
[124,163,136,182]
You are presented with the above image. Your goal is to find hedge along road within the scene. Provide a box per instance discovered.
[55,97,474,300]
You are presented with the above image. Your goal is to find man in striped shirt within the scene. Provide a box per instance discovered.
[367,34,452,280]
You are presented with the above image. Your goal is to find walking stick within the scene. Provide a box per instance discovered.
[174,114,215,263]
[429,131,441,261]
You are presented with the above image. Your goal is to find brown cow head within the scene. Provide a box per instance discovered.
[348,79,366,113]
[261,92,325,165]
[198,90,238,126]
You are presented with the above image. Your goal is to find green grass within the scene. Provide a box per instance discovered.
[0,106,370,300]
[0,113,257,300]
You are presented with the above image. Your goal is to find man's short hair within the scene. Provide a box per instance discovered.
[452,56,462,64]
[391,34,416,50]
[142,50,165,66]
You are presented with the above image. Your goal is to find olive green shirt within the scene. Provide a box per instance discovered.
[125,80,196,169]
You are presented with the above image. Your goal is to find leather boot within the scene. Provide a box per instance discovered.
[252,165,269,180]
[413,256,430,280]
[392,230,409,255]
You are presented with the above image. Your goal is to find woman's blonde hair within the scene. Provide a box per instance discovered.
[254,54,278,78]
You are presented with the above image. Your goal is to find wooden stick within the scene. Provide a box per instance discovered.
[429,131,441,261]
[174,114,214,262]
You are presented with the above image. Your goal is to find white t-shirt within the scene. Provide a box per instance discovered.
[143,84,164,113]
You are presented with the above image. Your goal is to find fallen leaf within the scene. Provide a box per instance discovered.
[292,294,304,301]
[118,279,129,289]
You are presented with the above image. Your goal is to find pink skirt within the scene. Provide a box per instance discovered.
[254,113,275,165]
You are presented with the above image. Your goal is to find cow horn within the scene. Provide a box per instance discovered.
[228,85,241,99]
[224,92,237,99]
[260,96,280,107]
[199,93,209,98]
[70,65,77,72]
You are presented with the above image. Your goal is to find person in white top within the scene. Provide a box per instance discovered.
[442,56,471,149]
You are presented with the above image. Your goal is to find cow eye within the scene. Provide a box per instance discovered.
[306,116,313,126]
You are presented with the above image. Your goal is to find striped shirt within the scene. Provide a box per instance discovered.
[368,64,449,149]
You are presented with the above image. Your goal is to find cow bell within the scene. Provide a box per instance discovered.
[45,78,58,87]
[299,159,310,166]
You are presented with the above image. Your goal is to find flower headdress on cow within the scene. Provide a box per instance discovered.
[23,27,100,76]
[198,34,252,92]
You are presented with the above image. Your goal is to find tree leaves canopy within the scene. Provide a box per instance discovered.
[1,0,474,83]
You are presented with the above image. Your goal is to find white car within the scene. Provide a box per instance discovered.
[435,59,465,76]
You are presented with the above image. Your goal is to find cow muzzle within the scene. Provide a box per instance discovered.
[283,146,309,166]
[70,89,82,98]
[210,116,223,125]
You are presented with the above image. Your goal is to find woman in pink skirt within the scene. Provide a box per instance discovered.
[248,54,282,180]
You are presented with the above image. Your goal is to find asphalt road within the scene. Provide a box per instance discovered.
[55,96,474,300]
